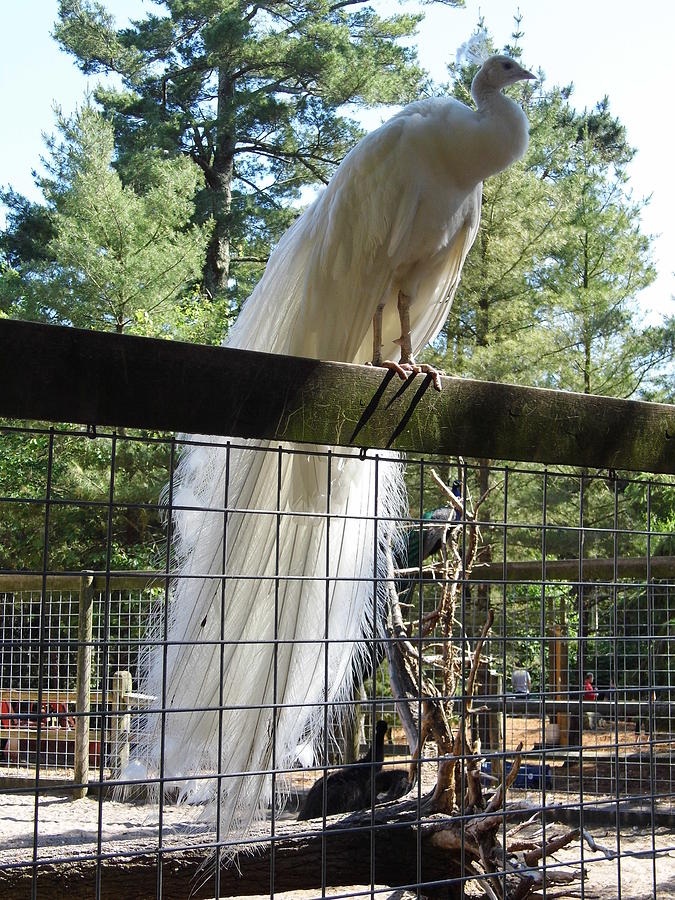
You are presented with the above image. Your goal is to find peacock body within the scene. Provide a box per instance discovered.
[134,53,533,840]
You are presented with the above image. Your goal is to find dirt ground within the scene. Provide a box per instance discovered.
[2,718,674,898]
[1,778,675,899]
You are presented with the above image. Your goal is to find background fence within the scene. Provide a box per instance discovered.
[0,579,160,774]
[0,320,674,900]
[2,525,674,815]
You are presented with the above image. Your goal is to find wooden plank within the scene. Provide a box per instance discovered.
[1,689,79,703]
[0,572,163,593]
[0,727,100,742]
[1,319,673,473]
[472,555,675,582]
[110,670,133,776]
[73,573,94,798]
[0,555,670,599]
[0,688,151,705]
[479,697,668,717]
[0,807,466,900]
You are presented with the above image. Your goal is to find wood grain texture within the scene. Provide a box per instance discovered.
[0,807,466,899]
[1,319,673,473]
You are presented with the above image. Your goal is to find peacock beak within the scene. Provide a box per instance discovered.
[521,68,535,80]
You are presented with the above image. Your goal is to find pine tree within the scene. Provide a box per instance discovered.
[1,104,212,338]
[53,0,451,303]
[537,125,661,398]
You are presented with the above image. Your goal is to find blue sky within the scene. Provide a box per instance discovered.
[1,1,673,326]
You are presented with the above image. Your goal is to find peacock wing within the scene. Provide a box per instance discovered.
[299,115,414,363]
[302,97,483,366]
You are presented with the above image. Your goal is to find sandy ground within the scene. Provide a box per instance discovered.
[2,719,675,897]
[1,783,675,899]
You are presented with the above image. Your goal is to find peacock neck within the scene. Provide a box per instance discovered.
[470,88,530,180]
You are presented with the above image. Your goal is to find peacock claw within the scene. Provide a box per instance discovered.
[368,359,443,391]
[417,363,443,392]
[380,359,413,381]
[366,359,409,381]
[404,362,442,391]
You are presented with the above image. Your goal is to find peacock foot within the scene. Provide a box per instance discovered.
[412,362,443,391]
[366,359,443,391]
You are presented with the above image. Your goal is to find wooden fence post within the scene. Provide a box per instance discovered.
[488,672,504,778]
[73,572,94,799]
[111,670,133,776]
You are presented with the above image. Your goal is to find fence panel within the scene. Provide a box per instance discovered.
[0,323,674,900]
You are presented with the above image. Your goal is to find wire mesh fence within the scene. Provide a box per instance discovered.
[0,587,161,772]
[0,420,673,899]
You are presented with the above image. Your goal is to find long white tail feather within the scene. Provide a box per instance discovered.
[131,193,409,836]
[129,50,533,835]
[134,437,404,838]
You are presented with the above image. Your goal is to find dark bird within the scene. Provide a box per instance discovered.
[298,720,389,820]
[373,767,413,804]
[396,481,462,600]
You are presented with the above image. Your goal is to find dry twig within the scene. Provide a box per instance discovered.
[381,466,590,899]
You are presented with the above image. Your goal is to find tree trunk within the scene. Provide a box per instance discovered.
[204,164,233,296]
[0,808,470,900]
[203,68,235,297]
[475,275,493,646]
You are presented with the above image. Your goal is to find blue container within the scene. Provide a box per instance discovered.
[481,759,552,789]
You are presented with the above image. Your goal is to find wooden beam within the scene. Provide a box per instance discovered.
[0,555,670,599]
[478,697,671,718]
[0,688,149,705]
[0,726,100,742]
[1,319,673,473]
[0,573,163,593]
[473,555,675,582]
[73,573,94,799]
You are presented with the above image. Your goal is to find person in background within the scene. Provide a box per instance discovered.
[512,666,531,694]
[584,672,598,700]
[583,672,598,730]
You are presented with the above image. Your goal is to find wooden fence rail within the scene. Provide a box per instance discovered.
[2,556,673,597]
[1,319,674,473]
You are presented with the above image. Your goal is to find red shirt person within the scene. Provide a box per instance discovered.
[584,673,598,701]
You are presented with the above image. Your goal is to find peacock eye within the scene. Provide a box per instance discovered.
[504,62,513,70]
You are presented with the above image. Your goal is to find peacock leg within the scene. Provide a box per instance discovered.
[368,302,409,380]
[395,290,414,365]
[368,293,442,389]
[392,291,443,391]
[371,303,384,365]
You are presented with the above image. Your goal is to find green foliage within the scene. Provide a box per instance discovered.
[0,11,671,610]
[0,426,171,571]
[536,130,659,398]
[53,0,437,300]
[1,105,212,336]
[0,189,56,269]
[416,31,674,631]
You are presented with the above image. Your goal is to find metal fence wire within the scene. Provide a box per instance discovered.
[0,421,674,900]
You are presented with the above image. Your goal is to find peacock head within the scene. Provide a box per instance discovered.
[474,55,535,91]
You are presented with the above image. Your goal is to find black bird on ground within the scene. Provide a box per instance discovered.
[373,766,413,804]
[297,720,389,820]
